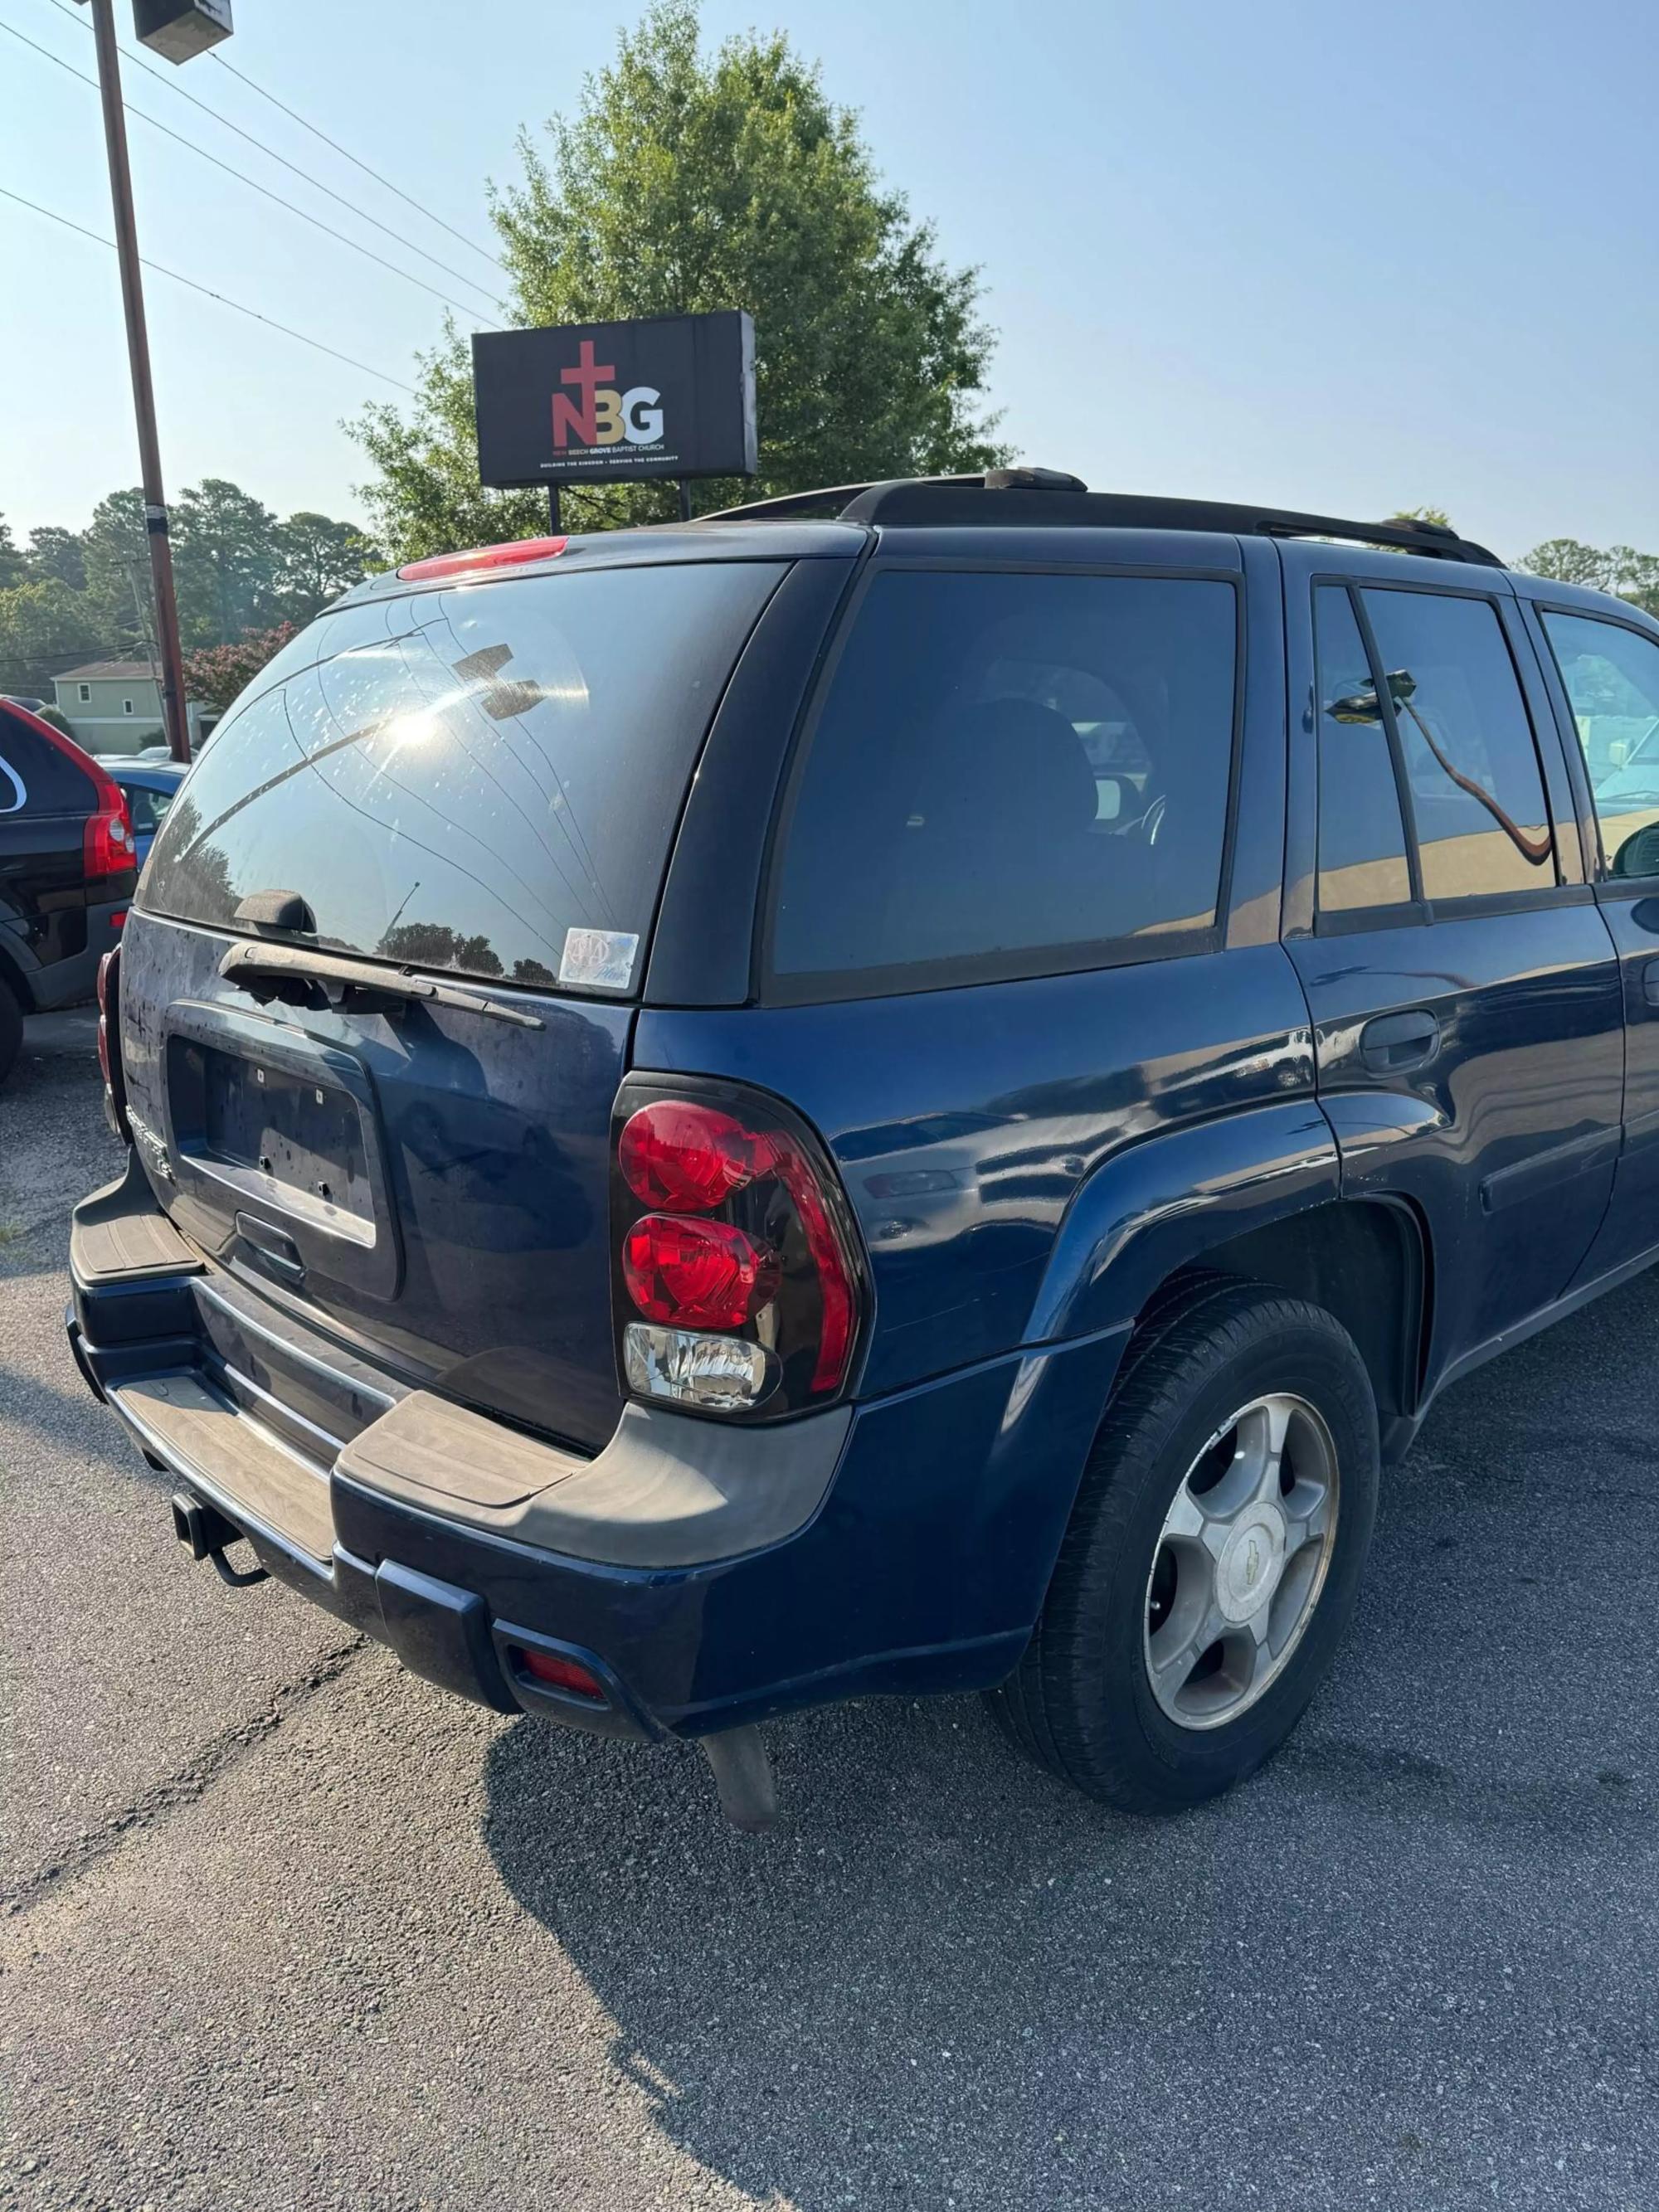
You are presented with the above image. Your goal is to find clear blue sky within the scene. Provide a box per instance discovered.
[2,0,1653,560]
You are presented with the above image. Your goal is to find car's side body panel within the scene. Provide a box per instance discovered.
[637,945,1321,1397]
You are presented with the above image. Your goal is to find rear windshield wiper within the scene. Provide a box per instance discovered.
[219,941,545,1030]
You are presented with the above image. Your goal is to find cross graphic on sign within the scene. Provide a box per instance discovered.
[552,339,618,448]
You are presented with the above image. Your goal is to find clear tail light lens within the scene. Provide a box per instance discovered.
[612,1082,865,1419]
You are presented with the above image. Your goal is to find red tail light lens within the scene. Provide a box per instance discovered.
[84,800,137,882]
[623,1214,781,1330]
[612,1082,865,1418]
[619,1101,758,1211]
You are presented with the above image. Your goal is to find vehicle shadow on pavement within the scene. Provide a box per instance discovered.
[478,1271,1658,2210]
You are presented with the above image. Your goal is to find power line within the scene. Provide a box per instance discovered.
[0,184,419,393]
[0,16,491,319]
[208,50,506,277]
[39,0,506,310]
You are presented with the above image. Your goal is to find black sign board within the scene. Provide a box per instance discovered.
[472,312,757,489]
[133,0,233,61]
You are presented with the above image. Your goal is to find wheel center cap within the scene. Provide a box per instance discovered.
[1215,1505,1287,1623]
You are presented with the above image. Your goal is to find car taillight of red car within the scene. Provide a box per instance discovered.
[611,1080,866,1417]
[84,795,137,882]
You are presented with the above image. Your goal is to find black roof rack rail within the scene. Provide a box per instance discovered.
[697,473,1504,566]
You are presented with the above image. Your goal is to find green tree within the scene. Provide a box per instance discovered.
[25,526,87,591]
[352,1,1006,560]
[0,579,104,698]
[275,511,379,621]
[1516,537,1659,618]
[173,478,284,649]
[79,489,157,662]
[0,517,25,591]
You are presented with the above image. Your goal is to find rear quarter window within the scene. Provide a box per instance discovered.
[768,569,1238,994]
[140,561,785,991]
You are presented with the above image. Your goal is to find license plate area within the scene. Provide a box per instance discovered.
[161,1000,401,1299]
[189,1046,372,1235]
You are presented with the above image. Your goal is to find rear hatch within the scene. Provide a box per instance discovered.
[119,548,789,1452]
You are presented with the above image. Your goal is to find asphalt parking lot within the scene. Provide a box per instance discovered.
[2,1008,1654,2211]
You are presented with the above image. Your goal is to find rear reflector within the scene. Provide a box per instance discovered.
[398,536,568,582]
[517,1647,605,1700]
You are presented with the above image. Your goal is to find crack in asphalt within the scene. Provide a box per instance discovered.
[0,1634,369,1922]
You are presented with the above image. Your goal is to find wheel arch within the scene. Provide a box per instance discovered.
[1139,1195,1431,1444]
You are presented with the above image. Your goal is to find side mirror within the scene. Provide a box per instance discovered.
[1612,821,1659,879]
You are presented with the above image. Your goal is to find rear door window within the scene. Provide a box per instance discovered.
[1539,611,1659,877]
[1314,586,1412,916]
[769,570,1238,990]
[1360,589,1554,901]
[141,561,785,991]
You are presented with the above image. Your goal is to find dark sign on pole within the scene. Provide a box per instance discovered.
[133,0,233,61]
[472,312,757,490]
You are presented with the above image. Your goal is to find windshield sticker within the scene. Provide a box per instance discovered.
[559,927,639,991]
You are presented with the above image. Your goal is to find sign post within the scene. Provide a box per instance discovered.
[75,0,234,763]
[472,312,757,524]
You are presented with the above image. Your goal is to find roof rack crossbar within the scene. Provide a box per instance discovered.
[695,475,1502,565]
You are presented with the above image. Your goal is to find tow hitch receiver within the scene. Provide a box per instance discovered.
[171,1488,270,1587]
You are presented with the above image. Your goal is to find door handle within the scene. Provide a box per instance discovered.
[1359,1009,1441,1074]
[1642,958,1659,1009]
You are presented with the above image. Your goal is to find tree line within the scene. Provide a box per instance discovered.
[0,481,377,702]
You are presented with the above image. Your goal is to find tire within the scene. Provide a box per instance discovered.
[0,977,22,1088]
[990,1278,1379,1813]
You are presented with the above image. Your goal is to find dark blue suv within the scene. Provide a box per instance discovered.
[65,473,1659,1826]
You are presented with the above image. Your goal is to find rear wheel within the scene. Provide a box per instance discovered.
[990,1281,1379,1812]
[0,977,22,1087]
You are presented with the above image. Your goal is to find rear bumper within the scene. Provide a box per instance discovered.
[66,1164,1128,1742]
[26,899,128,1012]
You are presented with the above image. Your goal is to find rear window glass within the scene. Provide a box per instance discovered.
[770,571,1238,987]
[141,562,783,989]
[0,709,95,815]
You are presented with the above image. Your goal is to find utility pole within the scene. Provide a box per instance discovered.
[85,0,195,761]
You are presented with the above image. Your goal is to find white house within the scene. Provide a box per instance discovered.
[51,661,216,756]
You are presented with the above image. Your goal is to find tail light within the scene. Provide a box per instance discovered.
[611,1079,866,1418]
[97,946,131,1144]
[84,795,137,882]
